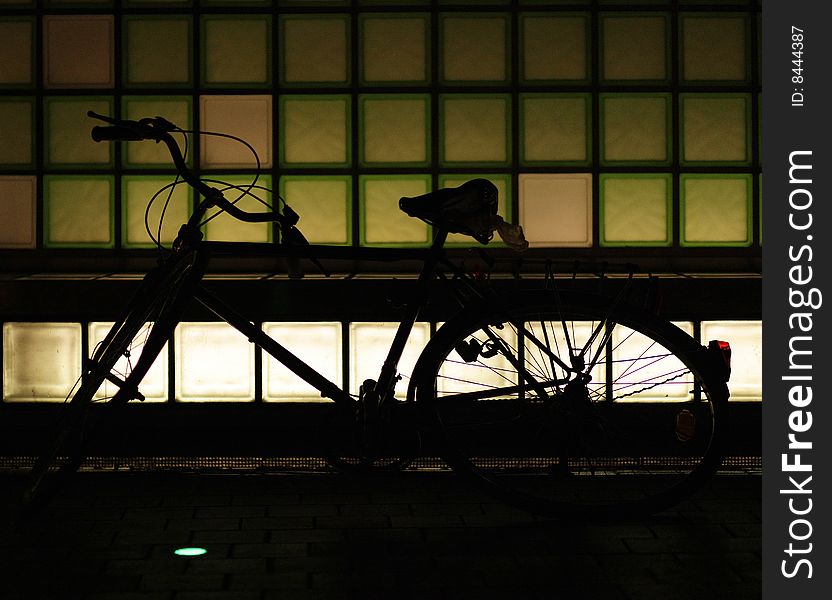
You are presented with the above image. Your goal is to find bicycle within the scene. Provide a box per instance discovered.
[19,112,733,521]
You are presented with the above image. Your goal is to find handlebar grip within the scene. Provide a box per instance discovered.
[91,125,145,142]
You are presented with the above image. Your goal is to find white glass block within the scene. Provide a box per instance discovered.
[521,15,586,81]
[349,322,430,397]
[602,16,666,81]
[442,96,508,164]
[521,95,587,163]
[175,322,255,402]
[0,19,33,84]
[43,15,114,88]
[602,96,668,163]
[0,176,36,248]
[701,321,762,401]
[89,322,168,402]
[282,16,349,84]
[281,177,350,244]
[46,99,112,166]
[682,96,748,163]
[519,173,592,248]
[362,16,427,83]
[440,175,508,246]
[682,176,750,245]
[442,16,507,82]
[601,176,670,245]
[281,97,349,165]
[361,177,430,245]
[263,322,341,402]
[682,16,747,81]
[123,98,190,166]
[0,101,32,164]
[44,177,113,246]
[361,97,428,165]
[439,324,518,396]
[3,322,81,402]
[200,95,272,168]
[123,177,191,247]
[204,175,272,243]
[125,17,190,85]
[525,321,605,399]
[203,16,269,85]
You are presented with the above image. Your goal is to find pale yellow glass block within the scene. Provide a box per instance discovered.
[0,20,33,84]
[442,97,508,164]
[125,18,190,85]
[46,99,112,165]
[3,322,81,402]
[45,177,113,246]
[682,16,746,81]
[602,177,669,244]
[442,16,506,82]
[602,16,666,81]
[0,101,32,164]
[362,97,428,164]
[282,98,348,165]
[522,96,586,163]
[204,175,271,243]
[603,96,668,162]
[281,178,350,244]
[0,176,36,248]
[519,173,592,248]
[89,322,168,402]
[526,321,605,398]
[522,15,586,81]
[200,95,272,168]
[283,17,348,83]
[175,322,255,402]
[124,98,190,166]
[362,177,430,245]
[204,17,269,84]
[682,96,748,163]
[682,177,749,244]
[263,322,341,402]
[362,16,427,83]
[439,324,518,396]
[701,321,761,401]
[123,177,190,247]
[349,322,430,397]
[43,15,114,88]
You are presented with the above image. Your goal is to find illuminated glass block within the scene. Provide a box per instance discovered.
[204,174,272,243]
[263,322,342,402]
[681,95,750,164]
[601,14,668,82]
[43,15,114,88]
[519,173,592,248]
[0,99,33,165]
[44,176,114,247]
[360,14,429,84]
[701,320,762,401]
[3,322,81,402]
[360,176,431,246]
[0,176,36,248]
[45,97,113,167]
[439,324,517,395]
[520,94,589,165]
[123,16,191,86]
[360,95,430,166]
[441,95,510,166]
[520,14,587,83]
[175,322,255,402]
[123,96,191,167]
[600,175,671,246]
[200,95,272,169]
[202,15,271,86]
[440,14,508,83]
[439,174,510,246]
[279,176,351,245]
[681,175,752,246]
[601,94,670,164]
[0,18,33,86]
[122,176,192,248]
[349,322,430,397]
[89,322,168,402]
[280,96,350,167]
[281,15,350,85]
[682,15,747,82]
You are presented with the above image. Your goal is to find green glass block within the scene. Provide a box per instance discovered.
[681,175,752,246]
[701,320,761,401]
[519,173,592,248]
[202,15,271,87]
[601,14,668,82]
[0,99,33,165]
[200,95,273,169]
[360,95,430,167]
[0,19,33,86]
[439,174,510,246]
[45,97,113,167]
[204,174,272,243]
[279,176,351,245]
[440,14,509,84]
[601,94,670,165]
[681,95,750,164]
[123,16,192,87]
[360,14,429,85]
[43,15,114,88]
[520,14,587,83]
[122,176,193,248]
[3,322,82,402]
[280,96,350,167]
[44,175,114,247]
[0,176,36,248]
[280,15,350,85]
[360,175,431,246]
[263,322,342,402]
[600,174,671,246]
[681,15,748,82]
[123,96,191,167]
[441,95,510,166]
[520,94,589,165]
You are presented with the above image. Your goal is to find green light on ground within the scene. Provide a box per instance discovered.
[174,547,207,557]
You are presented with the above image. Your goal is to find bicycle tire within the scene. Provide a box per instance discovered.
[412,290,729,520]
